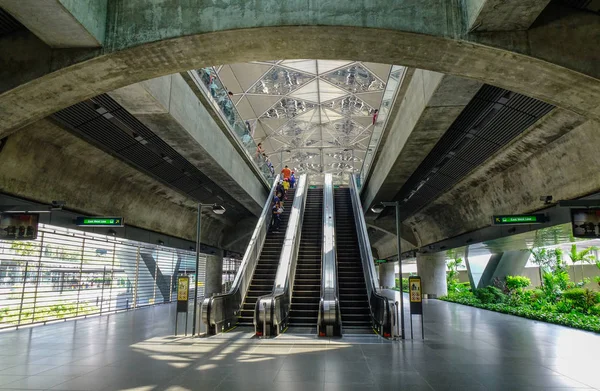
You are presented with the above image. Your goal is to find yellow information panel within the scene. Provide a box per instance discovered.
[409,277,422,303]
[177,276,189,301]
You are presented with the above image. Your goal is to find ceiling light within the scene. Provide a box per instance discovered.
[212,204,226,215]
[370,203,385,214]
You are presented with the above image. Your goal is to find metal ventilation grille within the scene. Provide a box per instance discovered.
[395,85,554,218]
[0,7,24,36]
[52,94,247,218]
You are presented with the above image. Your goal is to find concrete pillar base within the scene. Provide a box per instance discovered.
[416,252,447,298]
[379,261,396,289]
[205,250,224,298]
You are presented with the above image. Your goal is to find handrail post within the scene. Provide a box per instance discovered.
[262,301,268,338]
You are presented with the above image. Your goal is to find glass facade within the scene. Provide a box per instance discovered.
[191,68,275,182]
[0,224,206,330]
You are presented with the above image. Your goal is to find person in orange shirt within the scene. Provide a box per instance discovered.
[281,165,291,180]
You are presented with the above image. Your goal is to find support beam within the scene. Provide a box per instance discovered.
[0,0,107,47]
[466,251,530,289]
[108,74,267,216]
[362,70,482,213]
[405,109,591,247]
[465,0,551,32]
[0,118,230,248]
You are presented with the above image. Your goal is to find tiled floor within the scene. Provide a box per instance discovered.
[1,293,599,390]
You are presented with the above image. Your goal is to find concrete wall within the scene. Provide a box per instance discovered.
[464,0,551,31]
[0,0,106,47]
[0,119,231,248]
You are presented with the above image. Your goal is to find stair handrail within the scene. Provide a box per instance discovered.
[202,174,281,334]
[349,174,394,337]
[317,174,342,336]
[255,174,308,336]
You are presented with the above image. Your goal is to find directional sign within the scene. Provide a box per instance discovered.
[76,217,124,227]
[492,214,545,225]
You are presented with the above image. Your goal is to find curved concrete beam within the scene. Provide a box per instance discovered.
[0,118,231,248]
[0,3,598,136]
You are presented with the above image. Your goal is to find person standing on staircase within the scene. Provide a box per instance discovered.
[281,165,291,181]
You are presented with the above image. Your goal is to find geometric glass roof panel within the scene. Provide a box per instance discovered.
[322,64,385,93]
[249,66,313,95]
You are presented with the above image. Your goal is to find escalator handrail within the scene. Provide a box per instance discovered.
[318,173,341,334]
[349,174,393,333]
[202,174,281,332]
[255,174,308,334]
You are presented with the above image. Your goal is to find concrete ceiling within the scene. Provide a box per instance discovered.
[52,94,251,221]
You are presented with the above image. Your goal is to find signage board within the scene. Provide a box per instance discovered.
[375,259,387,264]
[409,276,423,315]
[76,217,124,227]
[492,214,545,225]
[176,276,189,313]
[571,208,600,238]
[0,213,39,240]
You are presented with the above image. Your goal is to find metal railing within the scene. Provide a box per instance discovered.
[317,174,342,336]
[349,175,394,337]
[190,68,274,184]
[201,175,281,334]
[255,175,308,336]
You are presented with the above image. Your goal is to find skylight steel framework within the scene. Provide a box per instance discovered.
[214,60,403,184]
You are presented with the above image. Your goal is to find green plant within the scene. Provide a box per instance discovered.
[567,244,597,282]
[563,288,600,312]
[441,293,600,334]
[393,278,409,293]
[475,286,506,304]
[446,254,464,292]
[506,275,531,292]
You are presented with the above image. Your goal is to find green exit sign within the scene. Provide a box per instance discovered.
[492,214,545,225]
[76,217,124,227]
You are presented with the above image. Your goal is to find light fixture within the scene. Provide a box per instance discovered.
[212,204,226,215]
[108,229,117,236]
[540,195,553,204]
[370,203,385,214]
[157,240,164,246]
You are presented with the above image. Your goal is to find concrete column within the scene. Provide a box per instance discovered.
[416,252,447,298]
[204,251,224,298]
[379,262,396,289]
[468,250,529,289]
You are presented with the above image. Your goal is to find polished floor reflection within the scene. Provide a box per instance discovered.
[0,294,599,391]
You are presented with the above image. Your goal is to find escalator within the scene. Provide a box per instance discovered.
[288,188,323,331]
[334,188,372,333]
[238,188,296,326]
